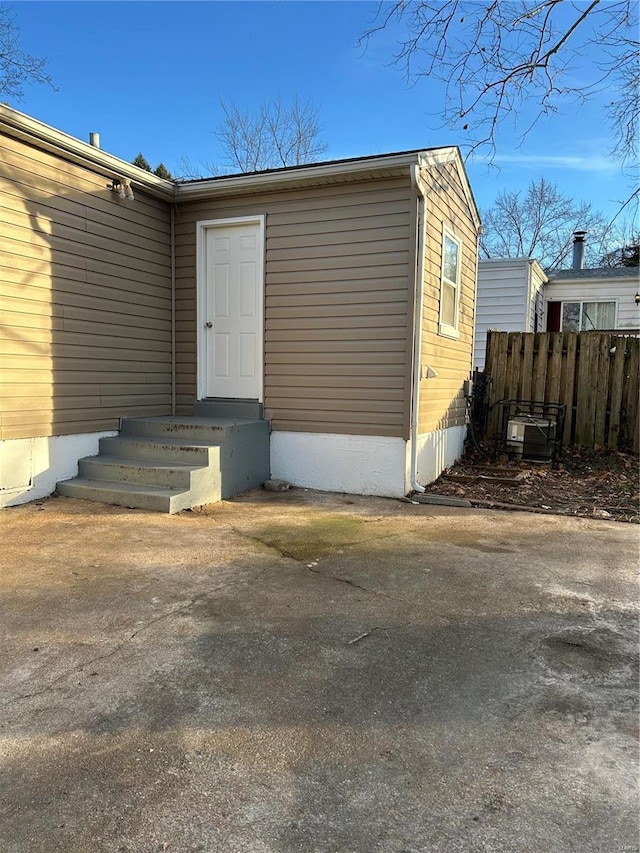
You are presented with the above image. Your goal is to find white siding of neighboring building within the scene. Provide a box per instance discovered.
[475,259,533,370]
[528,263,547,334]
[545,277,640,330]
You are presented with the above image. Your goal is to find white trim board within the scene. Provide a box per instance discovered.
[0,104,480,222]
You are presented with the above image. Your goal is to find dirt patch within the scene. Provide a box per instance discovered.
[422,443,639,523]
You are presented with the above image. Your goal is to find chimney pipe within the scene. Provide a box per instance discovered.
[572,230,587,270]
[89,132,100,149]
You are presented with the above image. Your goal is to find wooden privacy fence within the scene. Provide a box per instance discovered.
[484,331,640,452]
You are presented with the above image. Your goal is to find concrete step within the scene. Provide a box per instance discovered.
[57,415,270,513]
[216,418,270,499]
[194,399,263,419]
[56,478,194,514]
[117,417,270,497]
[99,435,218,465]
[120,416,243,442]
[79,455,207,490]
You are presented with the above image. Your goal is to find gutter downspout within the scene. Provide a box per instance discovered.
[470,227,482,362]
[409,164,427,493]
[171,203,176,415]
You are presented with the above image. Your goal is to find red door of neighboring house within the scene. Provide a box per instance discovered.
[547,302,561,332]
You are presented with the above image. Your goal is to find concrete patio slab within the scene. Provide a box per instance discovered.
[0,490,637,853]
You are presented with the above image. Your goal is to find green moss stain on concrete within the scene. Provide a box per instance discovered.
[250,512,377,562]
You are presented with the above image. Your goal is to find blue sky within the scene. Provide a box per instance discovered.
[8,1,636,224]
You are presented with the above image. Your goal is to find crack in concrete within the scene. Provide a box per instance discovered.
[225,527,301,561]
[223,524,411,602]
[304,563,404,601]
[129,595,207,639]
[0,596,205,710]
[348,624,408,644]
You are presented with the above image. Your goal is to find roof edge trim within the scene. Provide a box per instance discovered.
[174,151,425,200]
[419,147,481,230]
[0,104,175,199]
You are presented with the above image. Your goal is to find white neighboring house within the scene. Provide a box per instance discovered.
[545,266,640,333]
[475,231,640,370]
[474,257,547,370]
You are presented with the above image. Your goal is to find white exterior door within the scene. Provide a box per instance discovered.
[201,219,263,400]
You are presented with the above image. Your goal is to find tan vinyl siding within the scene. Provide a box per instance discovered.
[418,161,478,434]
[0,133,172,440]
[175,177,414,437]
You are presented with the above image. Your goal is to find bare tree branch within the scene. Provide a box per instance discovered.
[360,0,639,173]
[480,177,618,270]
[215,96,327,174]
[0,5,54,97]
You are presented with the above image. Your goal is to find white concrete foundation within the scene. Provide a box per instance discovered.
[0,431,117,508]
[270,431,408,498]
[414,425,467,486]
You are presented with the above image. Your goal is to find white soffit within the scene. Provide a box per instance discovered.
[175,152,427,201]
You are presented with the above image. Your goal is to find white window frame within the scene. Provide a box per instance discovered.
[560,299,618,332]
[438,226,462,339]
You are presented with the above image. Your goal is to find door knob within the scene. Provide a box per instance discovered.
[205,321,213,328]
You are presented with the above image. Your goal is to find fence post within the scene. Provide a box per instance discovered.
[488,332,510,437]
[623,337,640,452]
[521,334,534,401]
[593,334,611,448]
[562,333,578,446]
[575,334,597,447]
[546,333,563,404]
[532,332,550,402]
[608,336,626,449]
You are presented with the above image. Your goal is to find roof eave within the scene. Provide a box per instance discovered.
[174,151,426,200]
[547,270,640,282]
[0,104,175,200]
[0,104,481,223]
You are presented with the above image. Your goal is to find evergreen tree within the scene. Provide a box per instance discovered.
[132,153,152,172]
[153,163,172,180]
[132,154,173,180]
[600,237,640,268]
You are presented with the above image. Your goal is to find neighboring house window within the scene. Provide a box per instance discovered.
[439,228,462,338]
[561,301,616,331]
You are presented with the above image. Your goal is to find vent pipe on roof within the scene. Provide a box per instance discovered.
[89,132,100,149]
[572,230,587,270]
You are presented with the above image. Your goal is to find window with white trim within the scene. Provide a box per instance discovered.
[561,301,616,331]
[439,228,462,338]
